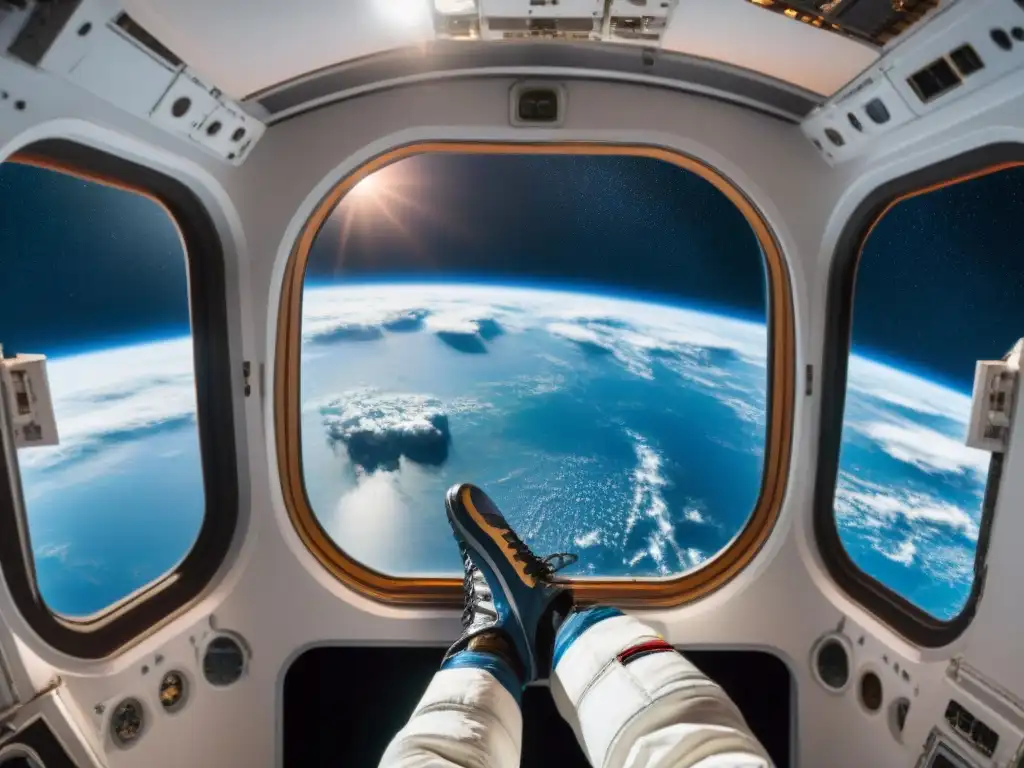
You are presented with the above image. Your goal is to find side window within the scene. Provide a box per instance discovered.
[835,164,1024,621]
[298,151,776,581]
[0,161,204,618]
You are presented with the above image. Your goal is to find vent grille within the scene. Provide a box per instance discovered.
[111,12,182,69]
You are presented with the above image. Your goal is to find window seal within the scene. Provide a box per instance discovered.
[0,139,239,658]
[813,144,1024,648]
[276,141,795,608]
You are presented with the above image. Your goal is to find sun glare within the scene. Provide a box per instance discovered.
[328,157,475,263]
[348,174,379,200]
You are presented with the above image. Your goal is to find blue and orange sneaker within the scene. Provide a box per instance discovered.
[442,483,577,684]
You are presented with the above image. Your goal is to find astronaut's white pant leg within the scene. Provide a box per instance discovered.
[550,607,772,768]
[378,649,523,768]
[378,608,772,768]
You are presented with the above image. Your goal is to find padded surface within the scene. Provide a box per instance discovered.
[283,646,792,767]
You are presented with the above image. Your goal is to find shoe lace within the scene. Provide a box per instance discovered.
[501,532,578,580]
[459,545,579,627]
[476,504,579,580]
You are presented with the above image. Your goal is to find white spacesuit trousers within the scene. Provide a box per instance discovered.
[379,607,772,768]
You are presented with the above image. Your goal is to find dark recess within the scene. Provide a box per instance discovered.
[949,44,984,77]
[284,646,793,767]
[517,88,560,122]
[991,28,1012,51]
[0,716,77,767]
[895,699,910,733]
[859,670,883,711]
[113,12,183,67]
[907,58,961,103]
[815,638,850,690]
[171,97,191,117]
[945,699,1000,758]
[203,636,247,687]
[865,98,890,124]
[7,0,83,67]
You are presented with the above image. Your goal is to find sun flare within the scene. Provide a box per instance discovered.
[347,174,379,200]
[327,158,472,262]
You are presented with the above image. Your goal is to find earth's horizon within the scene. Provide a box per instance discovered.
[17,281,987,621]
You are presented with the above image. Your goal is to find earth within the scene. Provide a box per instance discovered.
[17,283,987,620]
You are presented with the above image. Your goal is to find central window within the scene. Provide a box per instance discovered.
[281,145,793,603]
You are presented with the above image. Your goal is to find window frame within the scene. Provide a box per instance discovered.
[813,144,1024,647]
[0,139,239,658]
[276,141,795,608]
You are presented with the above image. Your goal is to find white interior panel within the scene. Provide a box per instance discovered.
[665,0,879,96]
[120,0,880,99]
[119,0,437,98]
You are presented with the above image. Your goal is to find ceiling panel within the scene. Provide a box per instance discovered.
[664,1,879,96]
[120,0,437,99]
[120,0,880,100]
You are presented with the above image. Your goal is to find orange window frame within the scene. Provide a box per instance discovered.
[276,141,795,608]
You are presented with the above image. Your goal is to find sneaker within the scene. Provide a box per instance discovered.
[443,483,577,684]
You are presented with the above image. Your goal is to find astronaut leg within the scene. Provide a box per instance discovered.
[550,607,773,768]
[376,482,578,767]
[378,648,522,768]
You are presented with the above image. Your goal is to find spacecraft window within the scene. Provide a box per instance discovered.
[0,140,237,658]
[0,160,203,618]
[816,152,1024,642]
[277,143,795,606]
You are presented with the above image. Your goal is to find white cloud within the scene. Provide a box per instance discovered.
[620,429,704,576]
[835,471,980,604]
[684,507,705,523]
[35,542,70,562]
[847,355,972,421]
[883,539,917,566]
[424,314,486,335]
[319,389,452,472]
[836,473,980,541]
[850,420,990,478]
[574,530,602,548]
[322,390,447,440]
[18,338,198,472]
[303,283,767,372]
[546,322,604,347]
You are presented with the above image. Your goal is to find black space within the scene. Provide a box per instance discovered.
[283,646,792,768]
[305,153,768,322]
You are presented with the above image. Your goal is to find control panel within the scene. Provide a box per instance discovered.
[801,0,1024,164]
[433,0,679,46]
[2,1,265,165]
[911,659,1024,768]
